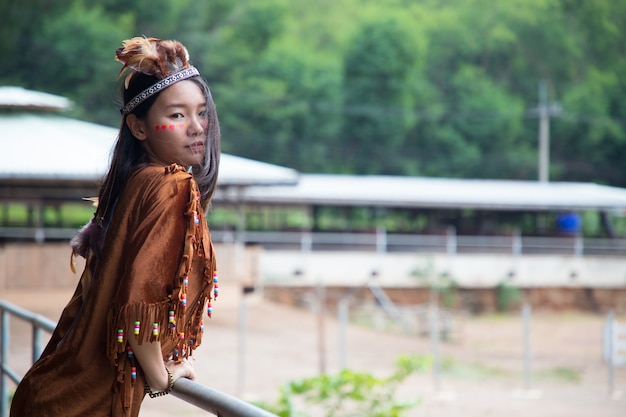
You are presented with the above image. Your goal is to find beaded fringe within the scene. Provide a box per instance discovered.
[104,165,217,413]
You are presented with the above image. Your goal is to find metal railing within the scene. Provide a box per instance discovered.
[0,299,276,417]
[211,229,626,257]
[4,226,626,257]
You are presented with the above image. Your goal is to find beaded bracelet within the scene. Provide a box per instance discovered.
[145,367,175,398]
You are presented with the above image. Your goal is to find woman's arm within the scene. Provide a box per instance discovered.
[128,337,196,391]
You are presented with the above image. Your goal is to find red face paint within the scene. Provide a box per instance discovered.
[154,124,187,131]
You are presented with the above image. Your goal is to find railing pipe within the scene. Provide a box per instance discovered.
[171,378,277,417]
[1,299,278,417]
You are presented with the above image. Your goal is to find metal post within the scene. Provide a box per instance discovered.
[32,325,43,364]
[376,226,387,254]
[607,310,615,396]
[446,226,457,255]
[237,294,248,397]
[316,282,327,375]
[301,231,312,253]
[574,234,583,257]
[512,229,522,256]
[429,303,441,392]
[538,80,550,183]
[1,310,9,417]
[523,302,532,390]
[338,299,348,370]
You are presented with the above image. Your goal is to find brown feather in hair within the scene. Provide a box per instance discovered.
[115,37,191,88]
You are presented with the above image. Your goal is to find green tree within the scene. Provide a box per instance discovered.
[1,0,624,185]
[340,13,426,175]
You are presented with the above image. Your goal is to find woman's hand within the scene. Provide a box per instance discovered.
[165,358,196,383]
[128,336,196,392]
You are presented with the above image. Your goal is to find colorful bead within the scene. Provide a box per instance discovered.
[200,320,205,332]
[194,212,200,225]
[179,332,185,340]
[117,329,124,343]
[174,348,179,357]
[213,271,219,298]
[169,310,175,328]
[184,276,189,290]
[152,323,159,337]
[195,191,201,202]
[134,321,140,336]
[181,293,187,307]
[207,303,212,318]
[127,346,134,358]
[131,367,137,382]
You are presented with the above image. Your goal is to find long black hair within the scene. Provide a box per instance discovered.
[94,73,221,230]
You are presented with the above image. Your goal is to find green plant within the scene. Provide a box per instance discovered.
[537,366,581,383]
[411,260,459,309]
[495,281,522,312]
[256,355,431,417]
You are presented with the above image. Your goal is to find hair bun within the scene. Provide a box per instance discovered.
[115,37,191,88]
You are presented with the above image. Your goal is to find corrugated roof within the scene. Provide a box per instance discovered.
[236,174,626,212]
[0,114,298,186]
[4,87,626,213]
[0,86,71,111]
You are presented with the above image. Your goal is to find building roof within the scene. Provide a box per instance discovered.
[0,114,298,187]
[4,86,626,213]
[0,86,71,111]
[236,174,626,212]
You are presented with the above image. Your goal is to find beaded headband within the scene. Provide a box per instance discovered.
[120,67,199,115]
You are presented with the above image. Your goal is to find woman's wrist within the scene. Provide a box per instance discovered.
[144,366,174,398]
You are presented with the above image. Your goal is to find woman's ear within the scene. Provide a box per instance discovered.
[126,114,148,141]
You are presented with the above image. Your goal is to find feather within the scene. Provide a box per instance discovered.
[115,36,192,88]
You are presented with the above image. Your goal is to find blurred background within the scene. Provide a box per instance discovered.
[1,0,625,183]
[1,0,626,416]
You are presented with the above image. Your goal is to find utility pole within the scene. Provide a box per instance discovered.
[535,80,562,182]
[538,81,549,182]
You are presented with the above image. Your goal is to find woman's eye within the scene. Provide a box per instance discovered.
[171,113,184,119]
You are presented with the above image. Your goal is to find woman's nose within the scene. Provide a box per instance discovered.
[187,116,205,136]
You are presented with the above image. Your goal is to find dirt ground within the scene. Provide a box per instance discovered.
[2,283,625,417]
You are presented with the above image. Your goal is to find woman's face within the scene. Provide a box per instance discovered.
[128,80,208,167]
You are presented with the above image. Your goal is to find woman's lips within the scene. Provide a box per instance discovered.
[188,141,204,152]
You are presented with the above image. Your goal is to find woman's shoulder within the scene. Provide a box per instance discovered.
[130,163,192,187]
[126,163,193,202]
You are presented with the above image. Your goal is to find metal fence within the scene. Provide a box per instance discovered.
[3,226,626,257]
[211,230,626,257]
[0,299,276,417]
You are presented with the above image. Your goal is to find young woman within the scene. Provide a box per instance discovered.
[10,37,221,417]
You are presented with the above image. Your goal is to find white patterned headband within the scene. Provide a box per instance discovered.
[120,67,200,116]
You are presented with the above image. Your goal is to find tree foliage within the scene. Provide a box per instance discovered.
[1,0,624,185]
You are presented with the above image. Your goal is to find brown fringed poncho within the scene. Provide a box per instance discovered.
[10,164,217,417]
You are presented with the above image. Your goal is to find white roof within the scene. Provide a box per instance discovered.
[0,86,71,111]
[1,114,114,179]
[238,174,626,212]
[3,86,626,212]
[0,113,298,186]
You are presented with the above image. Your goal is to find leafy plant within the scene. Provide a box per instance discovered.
[495,281,522,312]
[256,355,431,417]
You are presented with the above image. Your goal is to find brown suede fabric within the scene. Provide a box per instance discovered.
[10,164,217,417]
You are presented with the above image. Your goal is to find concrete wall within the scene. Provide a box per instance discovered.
[0,242,260,291]
[2,243,625,313]
[258,250,626,289]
